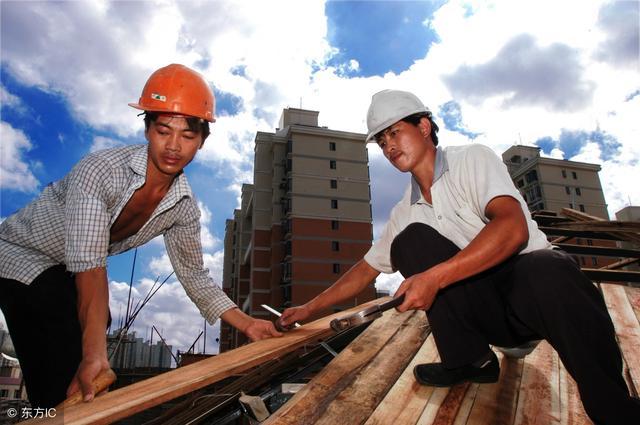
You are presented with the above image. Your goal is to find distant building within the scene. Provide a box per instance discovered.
[0,354,26,400]
[502,145,616,269]
[107,330,173,369]
[220,108,376,351]
[502,145,608,219]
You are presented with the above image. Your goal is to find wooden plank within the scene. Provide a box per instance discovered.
[552,243,640,258]
[452,383,480,425]
[416,388,451,425]
[558,361,590,424]
[315,312,430,425]
[431,382,471,425]
[365,335,440,425]
[581,269,640,283]
[24,298,385,425]
[513,341,561,425]
[601,284,640,394]
[624,286,640,324]
[263,308,418,425]
[465,352,524,425]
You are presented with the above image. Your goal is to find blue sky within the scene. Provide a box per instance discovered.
[1,0,639,354]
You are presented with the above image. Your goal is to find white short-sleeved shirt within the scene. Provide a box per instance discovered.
[364,144,552,274]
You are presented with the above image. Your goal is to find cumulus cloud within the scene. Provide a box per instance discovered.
[0,122,40,192]
[110,277,221,355]
[443,34,595,112]
[1,84,24,112]
[594,1,640,68]
[90,136,125,153]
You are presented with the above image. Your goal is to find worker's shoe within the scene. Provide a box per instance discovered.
[413,351,499,387]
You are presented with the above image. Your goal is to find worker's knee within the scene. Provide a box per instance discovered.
[390,223,459,276]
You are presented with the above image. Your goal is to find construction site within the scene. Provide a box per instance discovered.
[1,108,637,425]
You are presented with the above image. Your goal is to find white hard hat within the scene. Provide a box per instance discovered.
[365,89,430,142]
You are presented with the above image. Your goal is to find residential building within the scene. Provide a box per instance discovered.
[502,145,614,268]
[220,108,376,351]
[0,354,26,400]
[107,330,173,369]
[502,145,608,218]
[615,206,640,271]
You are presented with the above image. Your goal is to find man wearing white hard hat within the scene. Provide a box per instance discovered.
[281,90,640,424]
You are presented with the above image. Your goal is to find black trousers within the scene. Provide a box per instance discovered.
[0,265,83,408]
[390,223,640,425]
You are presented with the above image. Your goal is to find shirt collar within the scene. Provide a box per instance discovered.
[410,146,448,205]
[128,144,193,201]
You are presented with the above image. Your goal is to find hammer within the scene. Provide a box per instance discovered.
[330,295,405,332]
[57,368,117,408]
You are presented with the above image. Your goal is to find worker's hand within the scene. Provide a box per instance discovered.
[243,318,283,341]
[280,304,311,327]
[66,353,110,402]
[394,268,443,312]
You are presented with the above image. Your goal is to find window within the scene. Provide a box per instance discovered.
[0,389,7,398]
[329,142,336,151]
[330,179,337,189]
[331,199,338,209]
[333,263,341,274]
[587,239,593,246]
[525,170,538,183]
[580,257,586,266]
[562,170,567,178]
[330,160,336,169]
[565,186,571,195]
[575,187,581,196]
[516,179,524,188]
[14,389,21,398]
[331,220,339,230]
[579,204,585,212]
[592,257,598,266]
[572,171,577,179]
[331,241,340,251]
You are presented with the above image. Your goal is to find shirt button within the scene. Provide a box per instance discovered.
[437,215,442,220]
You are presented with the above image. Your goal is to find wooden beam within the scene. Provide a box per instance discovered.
[553,243,640,258]
[539,227,625,241]
[365,336,440,425]
[581,269,640,283]
[601,257,640,270]
[264,308,421,425]
[314,312,429,425]
[601,284,640,394]
[513,341,561,424]
[24,298,385,425]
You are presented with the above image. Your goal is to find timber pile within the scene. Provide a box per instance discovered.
[265,284,640,425]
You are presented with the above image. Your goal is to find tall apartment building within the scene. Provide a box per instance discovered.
[502,145,608,219]
[502,145,615,269]
[220,108,376,351]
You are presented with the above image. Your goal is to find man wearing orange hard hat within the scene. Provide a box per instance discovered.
[0,64,282,408]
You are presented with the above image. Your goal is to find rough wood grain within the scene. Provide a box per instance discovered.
[465,352,523,425]
[263,308,417,425]
[601,284,640,394]
[365,335,440,425]
[24,298,385,425]
[315,312,430,425]
[513,341,561,425]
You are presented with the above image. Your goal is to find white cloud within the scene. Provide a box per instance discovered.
[0,122,40,192]
[90,136,125,153]
[1,84,24,112]
[109,277,221,354]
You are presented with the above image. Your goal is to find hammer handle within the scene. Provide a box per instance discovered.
[377,294,405,312]
[58,368,117,408]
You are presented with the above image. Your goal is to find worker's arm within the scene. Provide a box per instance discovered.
[66,267,111,402]
[396,195,528,312]
[221,308,282,341]
[280,259,380,326]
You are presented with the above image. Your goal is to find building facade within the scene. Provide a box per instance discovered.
[107,331,173,369]
[220,108,376,351]
[502,145,608,218]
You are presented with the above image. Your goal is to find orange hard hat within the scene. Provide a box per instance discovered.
[129,64,215,122]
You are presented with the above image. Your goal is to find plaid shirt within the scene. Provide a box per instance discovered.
[0,144,237,324]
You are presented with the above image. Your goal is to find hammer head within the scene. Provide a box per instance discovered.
[330,307,382,332]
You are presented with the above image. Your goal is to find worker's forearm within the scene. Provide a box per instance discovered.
[307,259,379,313]
[75,268,110,358]
[221,308,253,332]
[434,209,528,289]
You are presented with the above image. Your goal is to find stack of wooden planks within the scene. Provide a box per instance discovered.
[265,284,640,425]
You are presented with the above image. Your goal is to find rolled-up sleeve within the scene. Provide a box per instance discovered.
[164,201,237,325]
[64,155,113,272]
